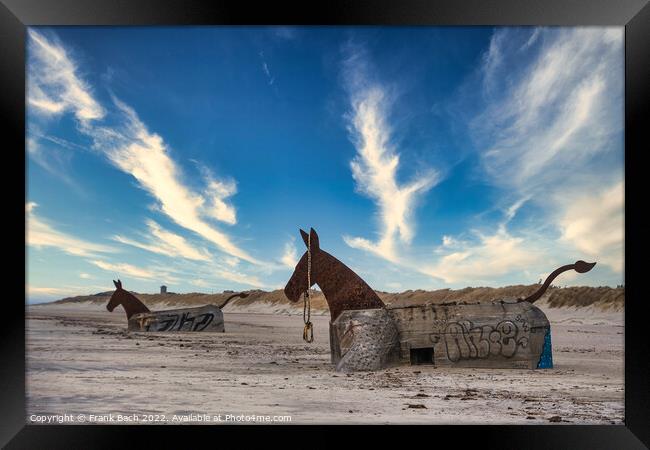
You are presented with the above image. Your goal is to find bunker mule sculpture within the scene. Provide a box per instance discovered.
[107,280,248,332]
[284,228,596,372]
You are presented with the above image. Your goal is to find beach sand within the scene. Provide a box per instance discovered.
[26,303,624,424]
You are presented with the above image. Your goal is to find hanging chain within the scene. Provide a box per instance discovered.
[303,232,314,343]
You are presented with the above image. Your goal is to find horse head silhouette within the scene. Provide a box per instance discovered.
[106,279,151,320]
[284,228,385,322]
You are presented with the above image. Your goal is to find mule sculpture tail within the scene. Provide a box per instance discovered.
[217,291,249,309]
[522,260,596,303]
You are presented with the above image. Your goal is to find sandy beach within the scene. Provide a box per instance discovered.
[26,303,624,425]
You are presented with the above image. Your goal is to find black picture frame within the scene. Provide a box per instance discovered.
[3,0,648,447]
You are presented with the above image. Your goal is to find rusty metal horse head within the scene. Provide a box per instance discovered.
[284,228,385,322]
[106,279,151,320]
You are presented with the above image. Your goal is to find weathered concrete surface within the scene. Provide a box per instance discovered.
[388,301,551,369]
[329,302,552,371]
[330,308,401,372]
[128,305,224,332]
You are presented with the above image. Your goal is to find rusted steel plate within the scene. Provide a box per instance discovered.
[284,228,385,322]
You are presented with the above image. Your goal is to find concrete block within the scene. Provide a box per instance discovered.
[330,308,401,372]
[128,305,224,332]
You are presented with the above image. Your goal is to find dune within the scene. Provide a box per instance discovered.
[43,285,624,319]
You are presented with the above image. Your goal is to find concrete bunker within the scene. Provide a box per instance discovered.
[106,280,248,333]
[284,228,594,372]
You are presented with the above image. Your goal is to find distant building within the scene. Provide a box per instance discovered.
[160,285,167,294]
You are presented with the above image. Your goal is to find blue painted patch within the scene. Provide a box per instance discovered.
[537,327,553,369]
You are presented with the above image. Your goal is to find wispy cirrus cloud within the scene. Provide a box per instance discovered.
[429,27,625,284]
[90,98,260,264]
[27,285,75,297]
[27,29,105,122]
[470,27,624,275]
[27,29,266,268]
[340,29,623,287]
[474,28,623,195]
[146,257,267,289]
[212,268,265,288]
[341,46,439,263]
[89,259,157,280]
[26,31,107,197]
[26,136,82,191]
[113,219,212,262]
[199,168,238,225]
[259,51,275,86]
[26,202,116,257]
[26,283,110,301]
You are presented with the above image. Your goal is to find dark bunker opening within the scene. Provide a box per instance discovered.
[410,347,434,365]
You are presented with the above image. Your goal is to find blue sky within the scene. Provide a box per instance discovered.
[26,26,625,303]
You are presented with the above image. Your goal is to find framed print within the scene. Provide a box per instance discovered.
[2,0,648,447]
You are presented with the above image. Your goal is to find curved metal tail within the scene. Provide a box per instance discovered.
[523,260,596,303]
[218,291,250,309]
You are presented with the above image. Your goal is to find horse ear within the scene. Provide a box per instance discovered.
[113,280,119,289]
[117,279,122,289]
[300,229,309,248]
[309,228,320,250]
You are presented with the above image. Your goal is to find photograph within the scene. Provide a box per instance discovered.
[24,25,626,426]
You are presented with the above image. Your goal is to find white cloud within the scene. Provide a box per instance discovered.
[26,283,108,300]
[89,259,157,280]
[26,203,115,257]
[203,177,238,225]
[422,228,539,284]
[37,133,87,151]
[120,256,268,290]
[434,234,461,255]
[475,28,623,195]
[27,29,105,122]
[113,219,212,262]
[441,235,456,247]
[459,27,625,284]
[212,268,265,288]
[168,259,266,288]
[28,30,266,270]
[79,273,92,279]
[338,29,622,287]
[556,181,624,273]
[280,239,298,268]
[88,97,260,265]
[259,51,275,85]
[481,30,506,96]
[223,256,240,268]
[343,83,439,262]
[27,285,71,296]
